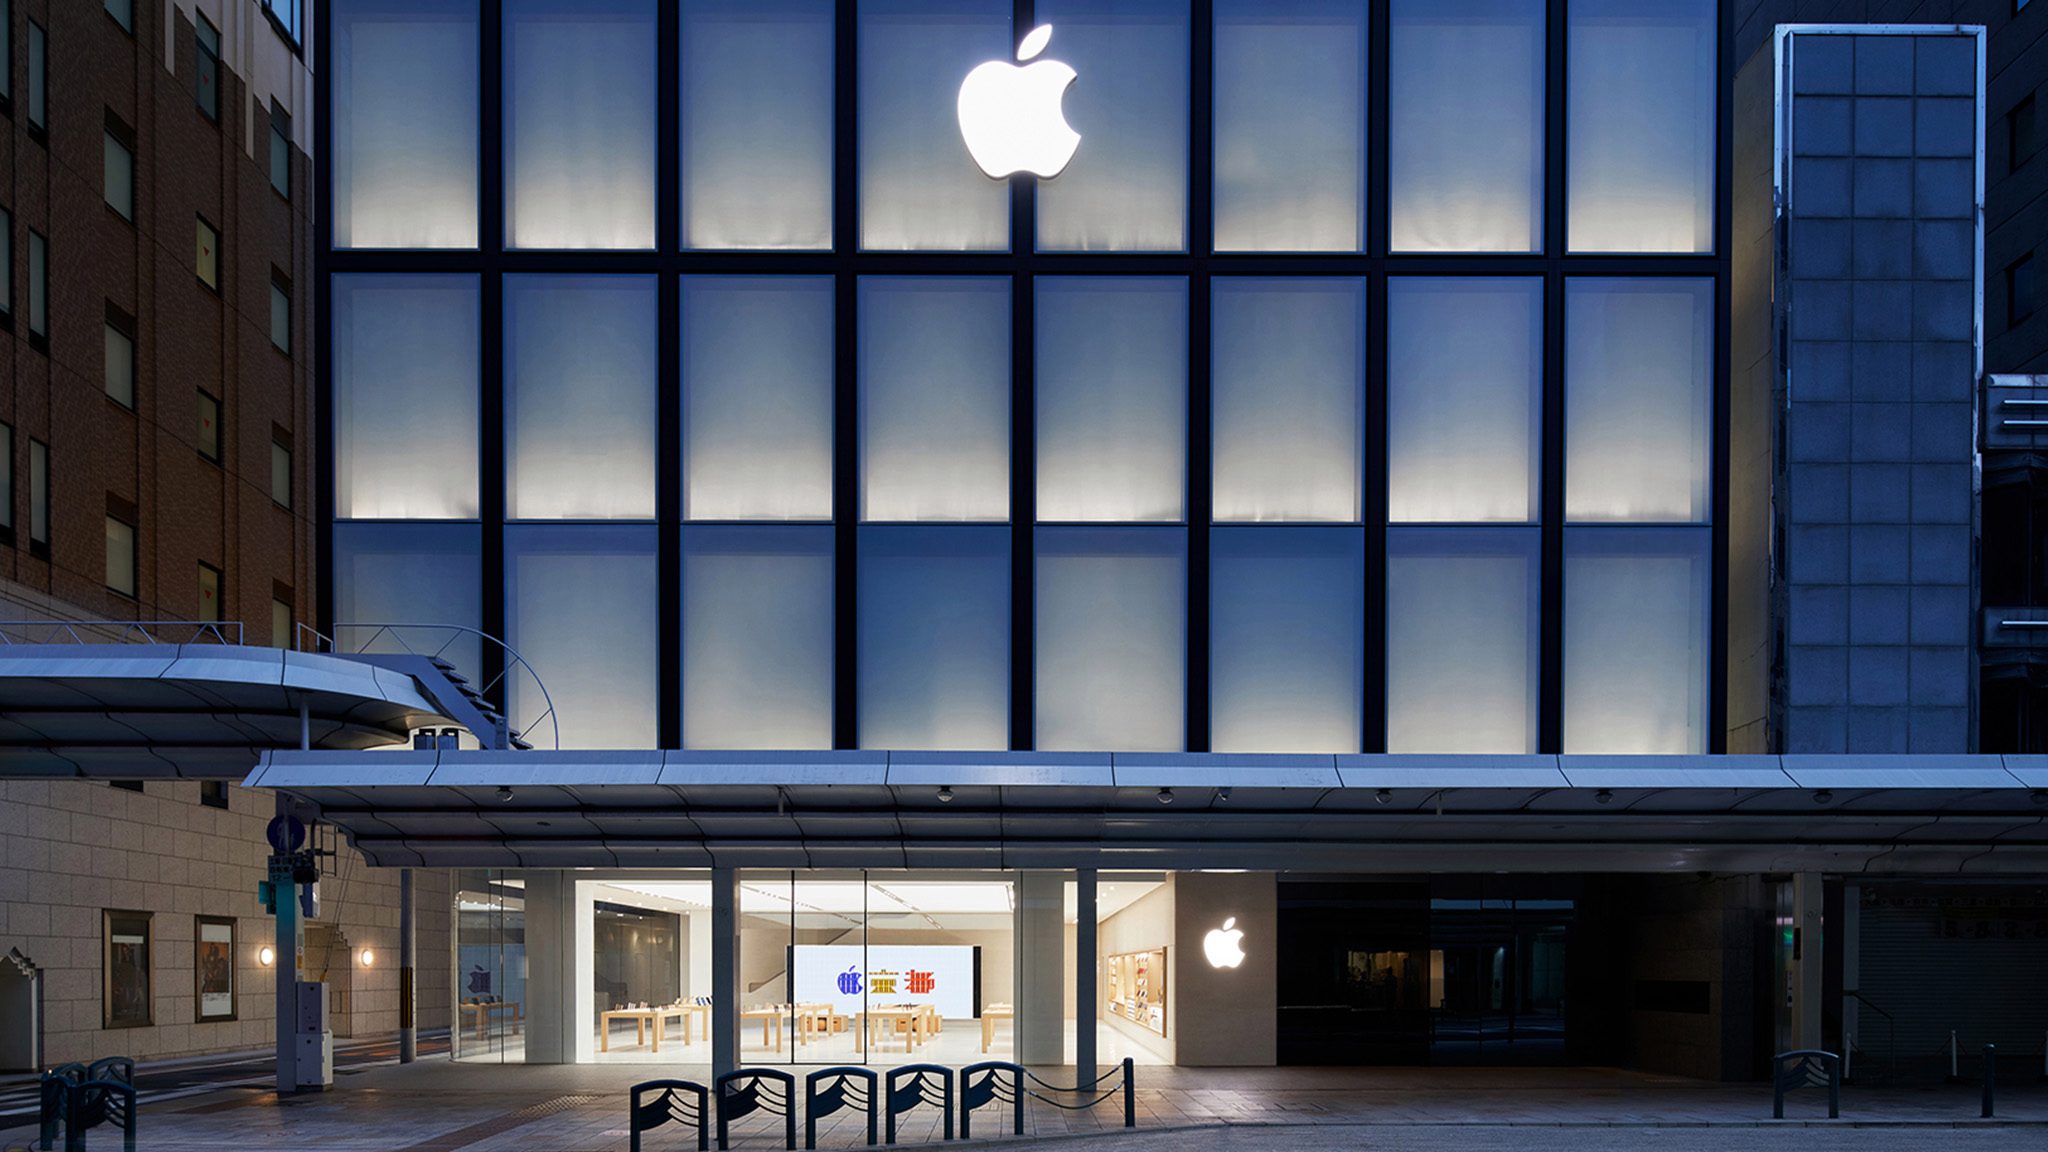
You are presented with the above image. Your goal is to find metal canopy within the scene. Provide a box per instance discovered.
[249,749,2048,874]
[0,645,462,778]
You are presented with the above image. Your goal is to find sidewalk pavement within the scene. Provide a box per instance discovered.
[2,1059,2042,1151]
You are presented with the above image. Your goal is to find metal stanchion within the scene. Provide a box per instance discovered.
[1982,1044,1996,1119]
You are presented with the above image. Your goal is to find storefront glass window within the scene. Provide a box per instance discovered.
[1034,0,1190,252]
[1209,527,1364,753]
[1389,0,1544,253]
[1036,278,1187,523]
[333,0,478,248]
[1212,0,1366,253]
[1386,528,1540,753]
[504,0,657,249]
[506,525,660,750]
[681,526,835,750]
[681,0,834,250]
[1563,527,1711,753]
[859,527,1010,750]
[453,871,525,1063]
[1387,278,1542,524]
[859,0,1011,251]
[334,275,480,520]
[1035,527,1187,752]
[1212,278,1365,523]
[333,523,483,684]
[1567,0,1716,253]
[860,277,1011,522]
[682,276,834,521]
[1565,278,1713,523]
[505,276,659,521]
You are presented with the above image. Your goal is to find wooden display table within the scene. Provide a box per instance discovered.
[742,1005,788,1052]
[980,1002,1013,1053]
[854,1005,939,1054]
[600,1003,708,1053]
[459,999,522,1042]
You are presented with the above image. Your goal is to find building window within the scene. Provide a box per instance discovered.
[680,525,834,749]
[1563,527,1710,754]
[1034,527,1187,752]
[197,562,221,622]
[1387,527,1541,753]
[1389,0,1543,253]
[0,206,12,326]
[27,20,46,138]
[2011,253,2037,328]
[858,526,1010,751]
[105,0,133,32]
[105,510,138,597]
[199,780,228,809]
[1210,527,1365,753]
[1387,278,1542,524]
[334,523,484,682]
[104,307,137,408]
[503,0,658,250]
[195,15,221,122]
[27,228,47,348]
[196,218,219,291]
[271,584,294,646]
[679,0,833,251]
[334,275,482,519]
[1212,278,1366,522]
[858,277,1011,522]
[333,0,480,249]
[858,0,1010,251]
[270,272,292,353]
[0,423,13,543]
[505,525,659,749]
[0,1,11,113]
[197,391,221,461]
[505,275,658,519]
[1565,278,1714,524]
[28,439,48,553]
[261,0,304,47]
[269,106,292,198]
[1036,277,1187,522]
[105,118,137,221]
[1566,0,1716,253]
[271,429,293,509]
[2013,93,2038,173]
[680,275,833,521]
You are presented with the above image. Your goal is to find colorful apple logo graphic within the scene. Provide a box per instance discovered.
[837,966,863,996]
[1203,917,1247,969]
[957,24,1081,180]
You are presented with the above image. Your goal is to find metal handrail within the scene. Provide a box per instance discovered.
[1843,989,1896,1081]
[0,619,244,646]
[297,622,560,751]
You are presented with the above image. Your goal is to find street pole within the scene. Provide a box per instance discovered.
[399,868,416,1063]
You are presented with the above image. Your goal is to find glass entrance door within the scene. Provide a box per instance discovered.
[1428,896,1572,1065]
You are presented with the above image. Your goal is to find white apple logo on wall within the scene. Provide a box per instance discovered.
[1203,917,1246,969]
[957,24,1081,180]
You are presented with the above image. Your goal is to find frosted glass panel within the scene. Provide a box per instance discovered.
[1389,0,1543,253]
[859,527,1010,750]
[1386,529,1538,753]
[1568,0,1716,253]
[1387,279,1541,523]
[505,0,657,249]
[1034,0,1190,252]
[682,526,833,749]
[860,277,1010,521]
[1035,528,1186,751]
[681,0,834,250]
[682,276,833,521]
[1564,528,1710,753]
[333,0,478,248]
[1212,278,1364,522]
[1210,527,1364,753]
[1213,0,1366,253]
[1036,278,1186,522]
[333,523,483,683]
[334,275,480,520]
[506,526,659,750]
[859,0,1010,251]
[1566,279,1713,523]
[506,276,658,520]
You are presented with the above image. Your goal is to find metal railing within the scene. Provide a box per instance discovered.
[298,622,561,751]
[0,619,244,646]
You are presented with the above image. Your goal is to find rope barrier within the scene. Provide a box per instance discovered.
[1021,1087,1124,1111]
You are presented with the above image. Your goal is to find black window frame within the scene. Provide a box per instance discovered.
[271,426,294,509]
[104,0,134,35]
[2011,252,2038,329]
[2013,92,2038,174]
[105,496,139,599]
[197,560,223,623]
[197,389,223,463]
[0,420,14,547]
[104,111,139,223]
[25,226,46,351]
[105,302,138,410]
[199,780,229,809]
[270,269,293,354]
[196,215,221,293]
[195,13,221,123]
[28,437,49,557]
[25,17,45,142]
[270,103,293,200]
[0,204,12,332]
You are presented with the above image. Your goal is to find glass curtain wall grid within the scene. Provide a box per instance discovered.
[319,0,1732,756]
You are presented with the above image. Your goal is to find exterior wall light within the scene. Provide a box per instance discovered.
[1156,788,1174,805]
[1813,790,1834,805]
[360,948,375,967]
[496,786,513,802]
[1594,790,1613,805]
[937,786,954,803]
[258,945,275,967]
[1374,789,1392,805]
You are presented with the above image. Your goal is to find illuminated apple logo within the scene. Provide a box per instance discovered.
[1202,917,1247,970]
[957,24,1081,180]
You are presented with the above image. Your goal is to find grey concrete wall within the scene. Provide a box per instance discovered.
[1778,31,1980,752]
[1170,872,1275,1067]
[1622,874,1765,1081]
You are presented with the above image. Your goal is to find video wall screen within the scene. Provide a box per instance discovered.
[790,945,980,1018]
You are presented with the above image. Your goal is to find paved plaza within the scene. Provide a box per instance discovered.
[4,1055,2045,1151]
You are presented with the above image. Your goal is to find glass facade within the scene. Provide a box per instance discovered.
[323,0,1727,756]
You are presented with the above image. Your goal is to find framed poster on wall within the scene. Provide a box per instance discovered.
[196,915,237,1022]
[103,909,153,1029]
